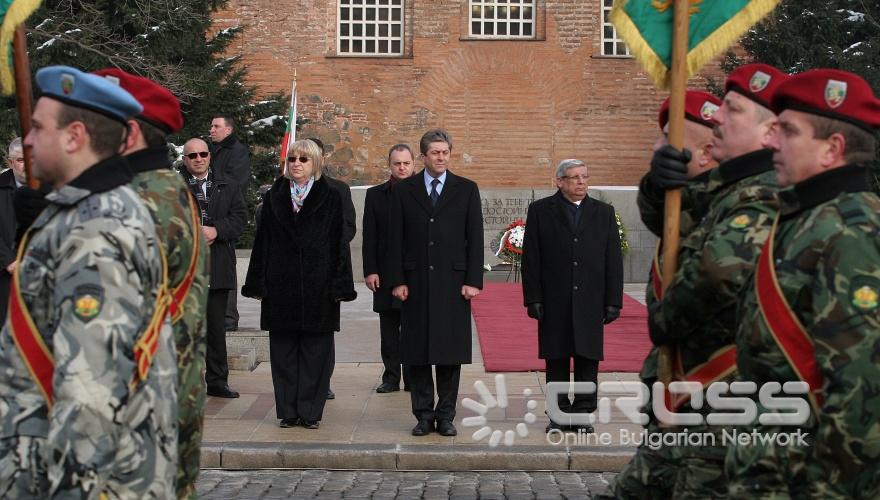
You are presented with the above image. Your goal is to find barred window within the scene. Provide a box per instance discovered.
[338,0,404,56]
[469,0,535,39]
[601,0,630,56]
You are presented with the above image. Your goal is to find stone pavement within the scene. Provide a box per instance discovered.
[202,281,647,471]
[196,470,618,499]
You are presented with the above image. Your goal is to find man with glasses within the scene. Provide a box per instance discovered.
[181,138,248,399]
[521,159,624,434]
[0,138,26,325]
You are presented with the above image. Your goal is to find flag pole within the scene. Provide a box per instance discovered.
[12,26,37,189]
[657,0,690,386]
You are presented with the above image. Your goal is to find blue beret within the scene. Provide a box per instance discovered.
[35,65,143,123]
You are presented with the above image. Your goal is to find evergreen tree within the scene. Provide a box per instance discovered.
[717,0,880,190]
[1,0,289,246]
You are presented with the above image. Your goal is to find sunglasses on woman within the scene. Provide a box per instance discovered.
[288,156,311,163]
[185,151,209,159]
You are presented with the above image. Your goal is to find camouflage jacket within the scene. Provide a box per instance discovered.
[0,155,177,498]
[128,146,209,498]
[734,165,880,498]
[638,170,713,383]
[654,149,779,373]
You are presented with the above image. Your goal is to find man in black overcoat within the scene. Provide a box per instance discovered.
[363,143,416,394]
[521,159,624,433]
[0,138,26,325]
[386,129,483,437]
[209,115,251,333]
[182,138,248,398]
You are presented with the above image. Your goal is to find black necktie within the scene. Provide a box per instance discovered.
[430,178,440,207]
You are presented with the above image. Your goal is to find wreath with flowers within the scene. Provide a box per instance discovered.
[494,219,526,264]
[493,214,630,265]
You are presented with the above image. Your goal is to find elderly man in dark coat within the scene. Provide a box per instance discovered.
[386,129,483,437]
[521,159,624,434]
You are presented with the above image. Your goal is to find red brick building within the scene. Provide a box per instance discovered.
[214,0,722,187]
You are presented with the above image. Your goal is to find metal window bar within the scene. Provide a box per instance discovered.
[469,0,535,39]
[338,0,404,56]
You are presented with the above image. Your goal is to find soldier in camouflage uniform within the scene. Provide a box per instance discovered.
[95,68,210,499]
[0,66,177,497]
[606,64,788,499]
[605,92,721,499]
[728,69,880,498]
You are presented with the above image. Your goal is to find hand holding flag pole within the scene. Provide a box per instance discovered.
[610,0,782,386]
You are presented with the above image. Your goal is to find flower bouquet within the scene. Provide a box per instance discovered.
[495,219,526,264]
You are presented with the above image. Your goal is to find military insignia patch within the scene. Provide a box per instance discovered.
[825,79,847,109]
[701,101,720,121]
[73,284,104,322]
[749,71,771,93]
[60,74,75,95]
[851,285,879,312]
[729,213,752,229]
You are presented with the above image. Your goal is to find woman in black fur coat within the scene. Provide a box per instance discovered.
[242,139,356,429]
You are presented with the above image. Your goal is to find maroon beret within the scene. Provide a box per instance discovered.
[658,90,722,131]
[724,63,789,109]
[92,68,183,134]
[771,69,880,132]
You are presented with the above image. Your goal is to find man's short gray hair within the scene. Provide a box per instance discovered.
[555,159,586,178]
[7,137,21,156]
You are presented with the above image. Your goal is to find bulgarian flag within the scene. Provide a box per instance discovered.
[610,0,781,89]
[278,79,297,175]
[0,0,41,94]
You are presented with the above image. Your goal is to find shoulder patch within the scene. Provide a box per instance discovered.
[73,284,104,322]
[729,213,753,230]
[850,277,880,313]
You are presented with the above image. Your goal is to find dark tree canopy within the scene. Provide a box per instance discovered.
[720,0,880,189]
[1,0,291,246]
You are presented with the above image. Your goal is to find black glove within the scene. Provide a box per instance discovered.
[649,145,691,190]
[13,186,50,238]
[604,306,620,324]
[647,301,671,346]
[526,302,544,321]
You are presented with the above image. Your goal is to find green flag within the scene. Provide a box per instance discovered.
[1,0,41,95]
[610,0,781,89]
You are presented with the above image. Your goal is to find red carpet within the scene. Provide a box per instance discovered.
[471,282,650,372]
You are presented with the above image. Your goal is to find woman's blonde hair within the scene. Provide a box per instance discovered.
[284,139,324,180]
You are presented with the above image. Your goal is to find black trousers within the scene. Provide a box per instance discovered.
[409,364,460,422]
[269,329,334,421]
[205,289,230,388]
[545,356,599,415]
[0,271,10,326]
[225,273,239,329]
[379,310,410,388]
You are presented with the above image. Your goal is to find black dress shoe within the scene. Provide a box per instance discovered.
[376,383,400,393]
[207,385,240,398]
[411,419,435,436]
[327,389,335,400]
[404,386,411,392]
[280,418,300,428]
[302,420,320,429]
[436,419,457,436]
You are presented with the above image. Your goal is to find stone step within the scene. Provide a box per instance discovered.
[227,347,257,372]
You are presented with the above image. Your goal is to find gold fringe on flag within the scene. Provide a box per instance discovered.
[610,0,781,89]
[0,0,42,95]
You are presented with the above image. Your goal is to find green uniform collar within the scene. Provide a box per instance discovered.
[779,164,872,217]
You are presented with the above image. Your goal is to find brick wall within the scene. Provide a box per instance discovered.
[213,0,725,187]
